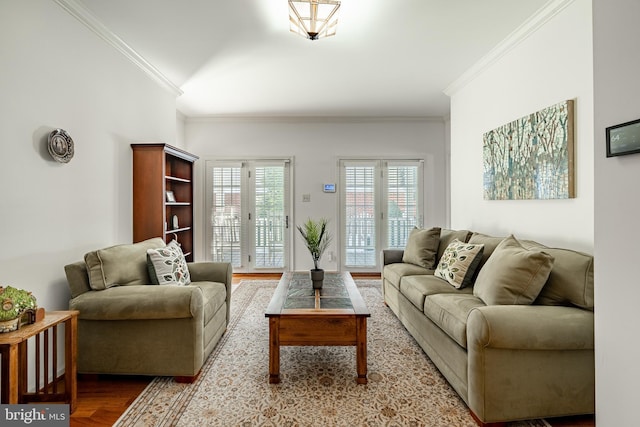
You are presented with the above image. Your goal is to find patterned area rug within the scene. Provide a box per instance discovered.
[115,280,549,427]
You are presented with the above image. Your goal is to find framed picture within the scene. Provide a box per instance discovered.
[483,100,575,199]
[166,191,176,203]
[606,118,640,157]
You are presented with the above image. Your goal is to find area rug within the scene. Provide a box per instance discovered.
[115,280,549,427]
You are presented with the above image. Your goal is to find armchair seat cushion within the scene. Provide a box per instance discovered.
[70,281,226,321]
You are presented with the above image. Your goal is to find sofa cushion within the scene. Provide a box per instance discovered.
[400,275,473,312]
[435,239,484,289]
[423,293,486,348]
[518,241,594,310]
[467,233,505,270]
[402,227,441,268]
[70,284,200,320]
[69,280,226,322]
[147,240,191,286]
[436,229,473,263]
[474,235,554,305]
[383,263,434,290]
[84,237,166,290]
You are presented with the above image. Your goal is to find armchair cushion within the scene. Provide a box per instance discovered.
[84,237,165,290]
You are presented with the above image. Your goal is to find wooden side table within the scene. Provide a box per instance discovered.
[0,310,78,413]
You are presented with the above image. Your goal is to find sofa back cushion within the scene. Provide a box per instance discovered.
[402,227,441,269]
[468,233,595,310]
[473,235,555,305]
[84,237,166,290]
[436,229,472,263]
[520,241,595,310]
[467,233,505,269]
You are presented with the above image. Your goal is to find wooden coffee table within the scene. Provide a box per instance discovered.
[265,271,370,384]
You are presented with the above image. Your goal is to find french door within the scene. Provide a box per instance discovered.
[340,159,423,271]
[206,159,291,272]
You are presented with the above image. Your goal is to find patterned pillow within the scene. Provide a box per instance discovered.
[434,239,484,289]
[146,240,191,286]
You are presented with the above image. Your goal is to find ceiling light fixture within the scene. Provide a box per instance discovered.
[289,0,341,41]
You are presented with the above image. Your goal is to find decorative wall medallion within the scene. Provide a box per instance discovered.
[48,128,74,163]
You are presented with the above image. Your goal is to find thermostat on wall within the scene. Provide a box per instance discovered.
[323,183,336,193]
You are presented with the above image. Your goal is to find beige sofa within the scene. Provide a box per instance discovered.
[382,228,594,425]
[64,238,232,381]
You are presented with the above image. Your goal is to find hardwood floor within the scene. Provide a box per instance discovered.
[69,273,594,427]
[70,375,150,426]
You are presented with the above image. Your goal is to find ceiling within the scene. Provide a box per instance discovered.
[77,0,547,118]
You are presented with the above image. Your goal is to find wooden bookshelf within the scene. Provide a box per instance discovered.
[131,143,198,261]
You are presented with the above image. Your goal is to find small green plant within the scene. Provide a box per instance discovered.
[297,218,332,270]
[0,286,37,321]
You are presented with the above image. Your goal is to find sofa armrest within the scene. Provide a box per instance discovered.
[381,249,404,266]
[468,305,594,350]
[188,262,232,285]
[466,304,595,423]
[188,262,233,323]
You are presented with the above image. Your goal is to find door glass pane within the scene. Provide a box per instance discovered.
[387,165,419,249]
[254,166,285,268]
[211,166,242,267]
[344,165,376,267]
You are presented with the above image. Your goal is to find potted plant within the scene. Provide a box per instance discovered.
[297,218,332,289]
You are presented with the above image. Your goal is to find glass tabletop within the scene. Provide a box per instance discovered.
[283,272,353,310]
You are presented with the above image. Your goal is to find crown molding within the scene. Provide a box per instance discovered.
[185,115,446,124]
[176,110,187,121]
[444,0,575,97]
[54,0,183,97]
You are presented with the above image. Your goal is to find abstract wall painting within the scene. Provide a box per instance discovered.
[483,100,575,200]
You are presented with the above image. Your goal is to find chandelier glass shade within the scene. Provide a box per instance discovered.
[289,0,341,40]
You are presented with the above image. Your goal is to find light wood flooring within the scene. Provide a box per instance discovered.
[69,273,595,427]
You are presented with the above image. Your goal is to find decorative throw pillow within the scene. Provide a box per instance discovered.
[402,227,442,269]
[434,239,485,289]
[146,240,191,286]
[473,235,554,305]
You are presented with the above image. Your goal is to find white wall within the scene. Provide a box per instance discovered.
[0,0,177,312]
[593,1,640,425]
[186,117,446,270]
[448,0,594,252]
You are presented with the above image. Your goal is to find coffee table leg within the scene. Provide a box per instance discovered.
[356,317,367,384]
[268,318,280,384]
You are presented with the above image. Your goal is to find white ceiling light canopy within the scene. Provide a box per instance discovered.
[289,0,341,40]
